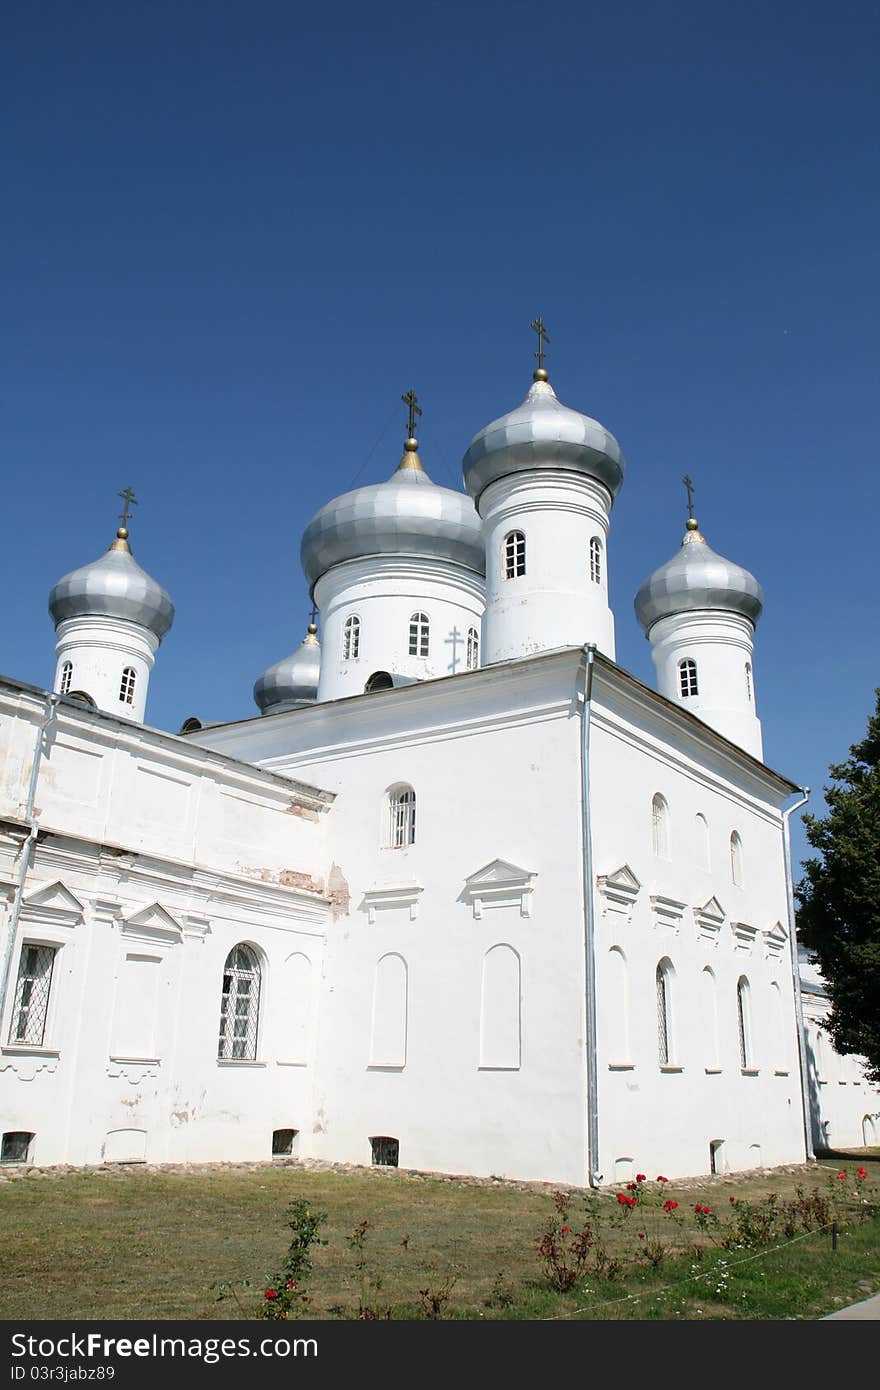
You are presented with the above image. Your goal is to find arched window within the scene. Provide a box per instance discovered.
[503,530,526,578]
[695,813,710,870]
[409,612,429,657]
[365,671,394,692]
[656,960,674,1065]
[651,794,670,860]
[737,977,753,1070]
[701,967,719,1069]
[466,626,480,670]
[730,831,743,887]
[589,536,602,584]
[745,662,752,702]
[59,661,73,695]
[342,615,360,660]
[388,784,416,848]
[218,944,261,1061]
[678,658,698,698]
[119,667,137,705]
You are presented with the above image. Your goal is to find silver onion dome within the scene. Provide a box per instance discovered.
[301,438,485,587]
[461,376,625,504]
[634,519,764,635]
[253,623,321,714]
[49,529,174,641]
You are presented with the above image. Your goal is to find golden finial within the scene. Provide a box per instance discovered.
[304,604,319,644]
[398,389,426,471]
[531,318,550,381]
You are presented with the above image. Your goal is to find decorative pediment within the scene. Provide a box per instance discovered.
[120,902,184,946]
[694,896,725,945]
[462,860,536,920]
[763,921,788,961]
[732,920,758,954]
[651,894,687,933]
[360,883,424,925]
[597,865,641,925]
[21,881,85,929]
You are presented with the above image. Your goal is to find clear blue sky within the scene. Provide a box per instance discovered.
[4,0,878,870]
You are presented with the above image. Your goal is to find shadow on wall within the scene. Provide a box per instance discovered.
[803,1029,824,1154]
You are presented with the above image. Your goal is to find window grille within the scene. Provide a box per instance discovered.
[737,979,751,1068]
[408,612,429,657]
[1,1132,34,1163]
[60,661,73,695]
[678,658,698,698]
[370,1136,399,1166]
[466,627,479,670]
[590,536,602,584]
[119,667,137,704]
[218,944,261,1061]
[730,831,743,887]
[365,671,394,692]
[745,662,752,701]
[656,965,670,1065]
[651,794,669,859]
[342,616,361,660]
[389,786,416,847]
[503,530,526,578]
[9,945,56,1046]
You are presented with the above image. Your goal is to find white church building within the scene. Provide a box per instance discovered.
[1,344,877,1182]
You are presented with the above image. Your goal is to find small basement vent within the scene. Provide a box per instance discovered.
[2,1132,34,1164]
[272,1128,298,1156]
[370,1135,399,1167]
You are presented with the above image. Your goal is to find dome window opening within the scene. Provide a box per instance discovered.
[59,661,73,695]
[503,531,526,579]
[342,615,361,661]
[389,785,416,848]
[119,666,137,705]
[466,627,480,671]
[589,537,602,585]
[745,662,753,702]
[678,658,698,698]
[370,1135,399,1167]
[408,612,430,658]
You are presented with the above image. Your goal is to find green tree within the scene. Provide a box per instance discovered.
[796,689,880,1084]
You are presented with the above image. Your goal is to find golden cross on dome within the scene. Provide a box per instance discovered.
[682,474,696,520]
[530,317,551,371]
[401,389,422,439]
[117,486,138,528]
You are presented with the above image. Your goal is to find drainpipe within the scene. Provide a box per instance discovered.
[579,644,603,1187]
[782,787,813,1161]
[0,693,59,1028]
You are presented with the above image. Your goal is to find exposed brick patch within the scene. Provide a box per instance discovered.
[286,802,319,822]
[327,863,350,919]
[279,869,323,893]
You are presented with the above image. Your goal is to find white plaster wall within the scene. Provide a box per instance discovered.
[479,471,615,664]
[53,616,158,724]
[648,611,763,759]
[800,980,880,1152]
[314,556,484,702]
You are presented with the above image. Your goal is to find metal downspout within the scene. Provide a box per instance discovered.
[579,644,602,1186]
[782,787,813,1161]
[0,693,59,1026]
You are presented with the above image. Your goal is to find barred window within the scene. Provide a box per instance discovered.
[466,627,480,670]
[656,961,673,1065]
[409,612,429,657]
[737,977,753,1069]
[1,1132,34,1163]
[678,658,698,698]
[590,536,602,584]
[730,831,744,887]
[59,661,73,695]
[370,1135,399,1166]
[388,785,416,848]
[119,667,137,704]
[651,794,670,860]
[218,944,261,1061]
[9,944,56,1046]
[342,615,361,661]
[503,530,526,578]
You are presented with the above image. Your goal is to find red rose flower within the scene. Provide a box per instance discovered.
[663,1199,678,1212]
[616,1192,627,1204]
[729,1196,736,1203]
[837,1170,847,1180]
[657,1175,668,1183]
[626,1196,637,1207]
[636,1174,646,1183]
[638,1231,645,1239]
[694,1203,702,1213]
[264,1289,277,1300]
[857,1167,867,1179]
[561,1225,570,1233]
[702,1206,711,1215]
[286,1280,297,1289]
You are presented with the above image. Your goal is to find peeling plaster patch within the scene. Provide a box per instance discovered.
[286,802,319,823]
[327,863,350,919]
[279,869,324,893]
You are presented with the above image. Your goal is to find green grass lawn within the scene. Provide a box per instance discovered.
[1,1151,878,1321]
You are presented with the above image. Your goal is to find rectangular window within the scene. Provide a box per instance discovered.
[9,945,56,1046]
